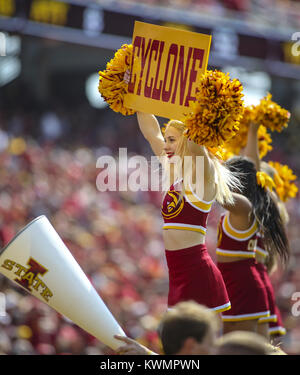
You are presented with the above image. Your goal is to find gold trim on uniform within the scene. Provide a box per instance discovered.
[163,223,206,235]
[211,301,231,313]
[184,184,213,213]
[269,326,286,336]
[223,213,258,241]
[258,314,277,323]
[216,249,256,258]
[222,310,270,322]
[256,246,268,257]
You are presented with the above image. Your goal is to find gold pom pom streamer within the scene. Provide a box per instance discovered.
[254,93,290,133]
[98,44,135,116]
[268,161,298,202]
[256,171,275,191]
[224,104,273,159]
[207,146,234,161]
[257,125,272,159]
[183,70,244,148]
[224,105,254,155]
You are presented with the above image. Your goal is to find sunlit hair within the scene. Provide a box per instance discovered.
[265,343,287,355]
[166,120,186,133]
[216,331,270,355]
[162,120,240,205]
[260,161,289,225]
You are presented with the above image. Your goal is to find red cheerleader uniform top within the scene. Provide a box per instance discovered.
[161,179,213,235]
[216,212,259,258]
[256,232,268,259]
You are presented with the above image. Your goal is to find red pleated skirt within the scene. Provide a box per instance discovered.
[256,263,277,324]
[217,258,270,321]
[165,244,231,313]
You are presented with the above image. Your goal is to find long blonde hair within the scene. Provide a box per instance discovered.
[162,120,240,205]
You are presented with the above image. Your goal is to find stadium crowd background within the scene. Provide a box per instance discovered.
[0,0,300,355]
[100,0,300,29]
[101,0,300,13]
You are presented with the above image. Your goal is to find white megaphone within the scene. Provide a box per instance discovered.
[0,215,126,350]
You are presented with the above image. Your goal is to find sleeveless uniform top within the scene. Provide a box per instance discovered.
[161,179,213,235]
[216,212,258,258]
[255,232,268,258]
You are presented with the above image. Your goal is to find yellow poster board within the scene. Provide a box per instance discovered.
[124,21,211,120]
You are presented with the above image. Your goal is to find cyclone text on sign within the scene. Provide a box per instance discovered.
[124,21,211,120]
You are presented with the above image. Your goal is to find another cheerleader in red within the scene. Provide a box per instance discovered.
[161,178,230,312]
[243,121,292,339]
[216,156,290,335]
[135,112,241,314]
[256,232,286,339]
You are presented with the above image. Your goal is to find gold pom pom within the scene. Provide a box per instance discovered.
[268,161,298,202]
[223,105,272,159]
[254,93,290,132]
[224,105,254,154]
[98,44,135,116]
[207,146,234,161]
[183,70,244,147]
[258,125,272,158]
[256,171,275,191]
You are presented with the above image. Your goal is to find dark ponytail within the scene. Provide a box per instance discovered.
[225,156,290,265]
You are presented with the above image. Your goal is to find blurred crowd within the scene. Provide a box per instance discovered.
[108,0,300,29]
[0,103,299,355]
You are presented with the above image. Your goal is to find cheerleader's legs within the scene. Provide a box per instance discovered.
[257,322,270,340]
[215,313,224,336]
[223,320,257,334]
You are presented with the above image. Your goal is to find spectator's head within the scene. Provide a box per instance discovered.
[215,331,270,355]
[158,301,220,355]
[0,331,12,354]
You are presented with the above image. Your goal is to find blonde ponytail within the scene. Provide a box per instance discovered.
[163,120,242,203]
[209,153,241,205]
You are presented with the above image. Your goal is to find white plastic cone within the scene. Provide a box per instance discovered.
[0,215,126,350]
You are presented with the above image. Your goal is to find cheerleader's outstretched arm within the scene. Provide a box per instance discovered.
[221,192,253,230]
[243,121,260,171]
[136,112,165,157]
[124,70,164,157]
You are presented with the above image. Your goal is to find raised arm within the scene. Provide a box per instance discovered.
[136,112,165,157]
[222,192,251,215]
[186,137,206,157]
[221,192,253,229]
[124,70,165,157]
[185,137,216,185]
[243,121,260,171]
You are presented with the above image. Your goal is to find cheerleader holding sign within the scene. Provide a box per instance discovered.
[98,23,245,316]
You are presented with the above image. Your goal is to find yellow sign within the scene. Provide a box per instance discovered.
[30,0,70,26]
[124,21,211,120]
[283,41,300,65]
[0,0,15,17]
